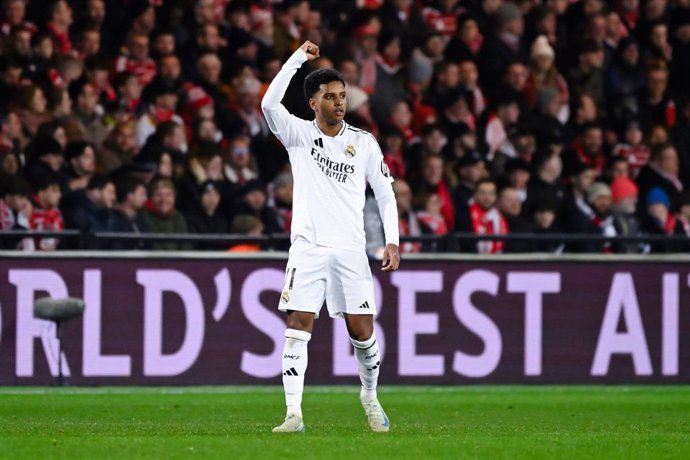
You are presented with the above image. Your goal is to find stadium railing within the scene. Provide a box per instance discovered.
[2,230,688,252]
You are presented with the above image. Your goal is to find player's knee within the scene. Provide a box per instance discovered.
[286,311,314,332]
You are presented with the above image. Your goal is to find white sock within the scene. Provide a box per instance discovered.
[282,328,311,417]
[351,332,380,403]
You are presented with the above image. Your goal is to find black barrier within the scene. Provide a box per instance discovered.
[1,230,688,252]
[1,253,689,385]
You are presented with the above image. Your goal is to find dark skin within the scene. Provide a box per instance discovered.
[287,41,400,341]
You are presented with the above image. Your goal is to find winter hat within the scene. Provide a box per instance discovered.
[346,85,369,113]
[531,35,555,59]
[536,87,559,110]
[646,187,671,208]
[495,2,522,27]
[183,83,213,113]
[587,182,612,203]
[235,75,261,95]
[610,177,638,203]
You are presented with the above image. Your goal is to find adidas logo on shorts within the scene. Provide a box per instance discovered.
[358,301,371,309]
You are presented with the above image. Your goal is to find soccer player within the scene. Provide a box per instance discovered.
[261,41,400,433]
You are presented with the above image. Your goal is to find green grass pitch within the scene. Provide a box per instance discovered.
[1,386,689,459]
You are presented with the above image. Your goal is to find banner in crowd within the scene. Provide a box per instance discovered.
[0,255,688,384]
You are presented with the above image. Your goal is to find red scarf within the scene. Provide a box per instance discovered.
[469,202,508,254]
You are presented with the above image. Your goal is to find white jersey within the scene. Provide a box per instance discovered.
[261,49,399,252]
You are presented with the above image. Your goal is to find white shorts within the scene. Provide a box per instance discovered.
[278,237,376,318]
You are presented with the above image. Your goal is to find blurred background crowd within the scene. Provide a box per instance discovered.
[0,0,689,254]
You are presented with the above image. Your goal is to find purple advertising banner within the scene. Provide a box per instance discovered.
[1,254,689,385]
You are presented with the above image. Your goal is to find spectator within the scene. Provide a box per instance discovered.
[560,162,597,251]
[641,186,677,252]
[0,110,24,150]
[222,133,258,192]
[365,178,421,256]
[602,155,631,184]
[69,80,108,148]
[142,176,191,250]
[452,150,486,229]
[46,0,74,56]
[114,31,157,87]
[227,214,264,252]
[565,123,607,177]
[636,142,683,210]
[525,149,565,216]
[99,121,137,173]
[412,154,454,230]
[186,179,229,249]
[479,2,528,89]
[136,82,183,148]
[14,84,52,137]
[568,41,606,113]
[0,175,33,249]
[606,37,645,119]
[586,182,616,253]
[445,14,484,63]
[64,174,115,241]
[482,95,520,157]
[610,176,646,253]
[525,35,570,123]
[496,185,532,252]
[612,119,650,177]
[531,198,564,253]
[28,173,64,251]
[270,171,293,234]
[637,59,675,130]
[459,178,508,254]
[24,135,66,187]
[233,179,282,236]
[106,175,150,250]
[64,141,97,192]
[414,191,448,236]
[379,125,406,179]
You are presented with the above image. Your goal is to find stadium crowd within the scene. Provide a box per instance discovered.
[0,0,689,253]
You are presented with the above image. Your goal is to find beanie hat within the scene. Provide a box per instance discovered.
[610,177,638,203]
[495,2,522,26]
[183,83,213,113]
[646,187,671,208]
[536,87,559,110]
[587,182,612,203]
[346,85,369,113]
[531,35,555,59]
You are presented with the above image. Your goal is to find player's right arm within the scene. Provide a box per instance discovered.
[261,41,320,147]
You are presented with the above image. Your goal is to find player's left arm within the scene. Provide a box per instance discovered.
[365,137,400,271]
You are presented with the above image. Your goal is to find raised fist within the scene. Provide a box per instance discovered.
[299,41,320,61]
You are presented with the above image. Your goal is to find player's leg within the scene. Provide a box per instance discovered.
[343,313,389,432]
[343,313,378,401]
[273,239,326,433]
[326,249,389,432]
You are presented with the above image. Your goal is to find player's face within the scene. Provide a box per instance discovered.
[311,81,346,126]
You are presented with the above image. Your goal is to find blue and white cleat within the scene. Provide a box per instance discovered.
[363,400,390,432]
[272,414,305,433]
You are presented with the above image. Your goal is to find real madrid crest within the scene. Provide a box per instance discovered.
[345,144,356,158]
[281,291,290,304]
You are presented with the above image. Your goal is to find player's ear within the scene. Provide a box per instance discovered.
[309,98,316,110]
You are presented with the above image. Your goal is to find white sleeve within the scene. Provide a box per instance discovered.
[260,49,308,147]
[365,137,399,247]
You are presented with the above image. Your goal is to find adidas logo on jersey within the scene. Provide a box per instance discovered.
[313,138,323,148]
[358,301,371,309]
[283,367,299,376]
